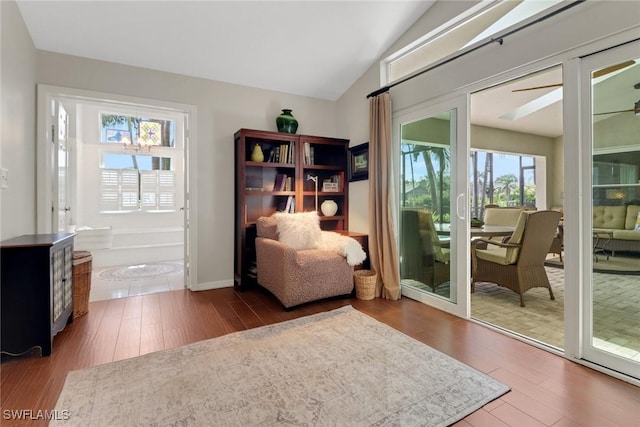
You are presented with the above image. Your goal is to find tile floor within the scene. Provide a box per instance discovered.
[89,260,185,302]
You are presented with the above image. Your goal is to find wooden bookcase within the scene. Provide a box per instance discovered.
[234,128,349,289]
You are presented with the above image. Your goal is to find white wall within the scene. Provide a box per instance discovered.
[336,65,378,234]
[0,1,38,240]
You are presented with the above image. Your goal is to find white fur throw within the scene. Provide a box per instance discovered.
[273,211,322,250]
[272,212,367,265]
[316,231,367,266]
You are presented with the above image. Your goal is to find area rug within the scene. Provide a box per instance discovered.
[545,255,640,274]
[52,306,509,426]
[97,262,183,281]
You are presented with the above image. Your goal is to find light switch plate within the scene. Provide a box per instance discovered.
[0,168,8,189]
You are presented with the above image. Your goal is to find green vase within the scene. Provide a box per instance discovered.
[276,109,298,134]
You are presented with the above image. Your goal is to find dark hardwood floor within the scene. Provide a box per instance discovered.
[1,287,638,426]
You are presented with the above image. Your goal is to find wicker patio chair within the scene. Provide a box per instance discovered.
[400,208,450,291]
[471,210,562,307]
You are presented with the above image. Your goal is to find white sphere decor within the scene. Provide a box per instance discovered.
[320,200,338,216]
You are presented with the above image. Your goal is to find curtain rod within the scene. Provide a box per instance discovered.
[367,0,586,99]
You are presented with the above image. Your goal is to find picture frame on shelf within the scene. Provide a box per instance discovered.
[348,142,369,182]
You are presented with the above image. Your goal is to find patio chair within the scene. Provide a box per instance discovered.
[471,210,562,307]
[401,208,450,291]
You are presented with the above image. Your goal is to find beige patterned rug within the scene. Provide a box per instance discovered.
[52,306,508,426]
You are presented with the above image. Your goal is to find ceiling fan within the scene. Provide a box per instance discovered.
[593,99,640,116]
[511,60,636,93]
[594,82,640,116]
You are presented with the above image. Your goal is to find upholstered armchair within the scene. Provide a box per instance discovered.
[255,214,355,309]
[471,210,562,307]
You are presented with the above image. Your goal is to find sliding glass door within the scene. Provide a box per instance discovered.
[579,41,640,379]
[395,95,470,317]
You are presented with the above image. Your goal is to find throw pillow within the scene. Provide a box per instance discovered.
[635,212,640,231]
[273,211,322,250]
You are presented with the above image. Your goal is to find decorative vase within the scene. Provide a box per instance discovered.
[251,144,264,162]
[321,200,338,217]
[276,109,299,134]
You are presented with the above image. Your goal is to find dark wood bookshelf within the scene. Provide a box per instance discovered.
[234,128,349,289]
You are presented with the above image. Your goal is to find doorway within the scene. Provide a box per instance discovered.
[37,85,197,299]
[468,66,565,349]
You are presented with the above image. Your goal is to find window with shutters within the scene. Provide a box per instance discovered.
[98,112,177,213]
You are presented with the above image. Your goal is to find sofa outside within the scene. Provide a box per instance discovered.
[592,205,640,254]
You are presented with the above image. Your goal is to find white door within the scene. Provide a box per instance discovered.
[579,41,640,379]
[395,94,470,318]
[54,101,72,233]
[183,114,192,289]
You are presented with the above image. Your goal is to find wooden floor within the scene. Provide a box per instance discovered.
[1,287,638,426]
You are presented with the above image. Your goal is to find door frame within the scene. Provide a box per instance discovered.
[394,93,470,318]
[36,84,198,290]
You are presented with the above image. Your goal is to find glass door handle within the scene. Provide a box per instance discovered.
[456,194,466,220]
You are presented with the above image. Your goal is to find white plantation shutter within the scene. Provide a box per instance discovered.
[100,169,120,211]
[140,171,158,210]
[140,170,176,211]
[158,171,176,209]
[120,170,139,210]
[100,168,142,211]
[99,165,175,212]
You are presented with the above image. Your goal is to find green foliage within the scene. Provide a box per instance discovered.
[101,115,127,127]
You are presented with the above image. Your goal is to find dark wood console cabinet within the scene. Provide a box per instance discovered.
[1,233,75,357]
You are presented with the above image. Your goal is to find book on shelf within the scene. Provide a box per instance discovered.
[289,141,295,164]
[273,173,287,191]
[277,196,295,213]
[303,142,315,165]
[285,177,292,191]
[284,195,293,213]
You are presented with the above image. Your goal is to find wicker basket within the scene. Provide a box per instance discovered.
[354,269,377,300]
[72,251,92,319]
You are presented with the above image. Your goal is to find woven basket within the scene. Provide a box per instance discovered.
[72,251,92,319]
[353,269,377,300]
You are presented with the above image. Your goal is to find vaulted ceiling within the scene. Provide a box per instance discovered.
[16,0,434,101]
[17,1,639,139]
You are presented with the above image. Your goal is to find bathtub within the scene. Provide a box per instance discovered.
[71,225,113,251]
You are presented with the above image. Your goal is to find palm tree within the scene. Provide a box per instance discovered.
[495,173,518,205]
[416,145,450,222]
